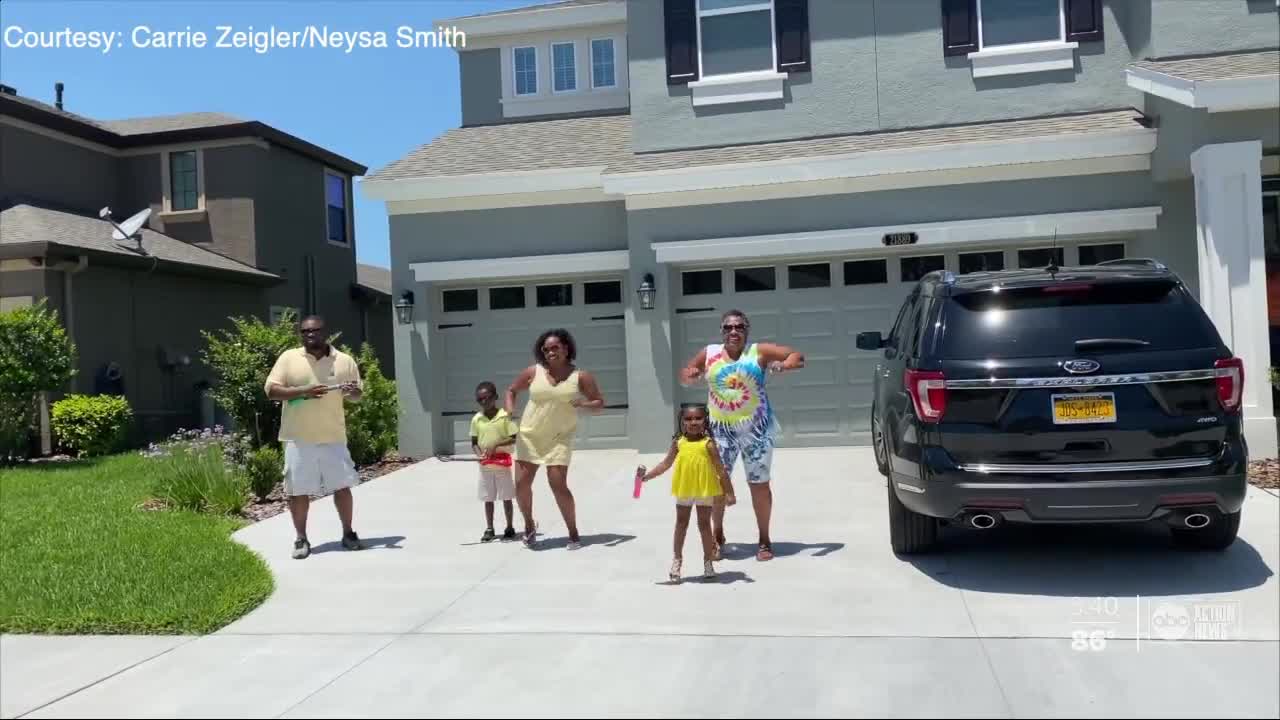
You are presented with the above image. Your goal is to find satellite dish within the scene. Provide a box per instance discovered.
[111,207,151,241]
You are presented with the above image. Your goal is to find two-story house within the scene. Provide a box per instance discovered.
[364,0,1279,460]
[0,84,392,445]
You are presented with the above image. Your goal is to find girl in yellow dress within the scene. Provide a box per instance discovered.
[637,404,736,582]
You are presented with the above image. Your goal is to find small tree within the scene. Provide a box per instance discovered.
[0,300,77,462]
[201,311,298,447]
[343,343,399,466]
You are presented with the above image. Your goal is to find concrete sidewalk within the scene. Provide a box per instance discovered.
[4,448,1278,718]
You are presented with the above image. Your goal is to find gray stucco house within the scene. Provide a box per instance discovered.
[0,85,393,446]
[364,0,1279,460]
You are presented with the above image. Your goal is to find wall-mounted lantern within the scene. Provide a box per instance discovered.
[637,273,656,311]
[394,290,415,325]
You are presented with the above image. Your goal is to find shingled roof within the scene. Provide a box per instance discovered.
[1130,50,1279,83]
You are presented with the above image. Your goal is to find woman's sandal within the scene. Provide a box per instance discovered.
[756,543,774,562]
[703,561,717,580]
[669,558,683,583]
[522,522,538,548]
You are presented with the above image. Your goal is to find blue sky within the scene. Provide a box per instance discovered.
[0,0,546,269]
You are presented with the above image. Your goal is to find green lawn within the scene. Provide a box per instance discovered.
[0,454,273,634]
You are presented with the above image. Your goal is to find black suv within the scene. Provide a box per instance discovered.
[857,259,1248,554]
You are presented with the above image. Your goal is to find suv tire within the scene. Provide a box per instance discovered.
[888,479,938,554]
[1171,511,1241,551]
[872,414,890,477]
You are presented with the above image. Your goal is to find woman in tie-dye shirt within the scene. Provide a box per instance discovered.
[679,310,805,562]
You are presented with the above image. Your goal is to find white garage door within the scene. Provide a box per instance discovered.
[671,241,1129,446]
[434,276,630,453]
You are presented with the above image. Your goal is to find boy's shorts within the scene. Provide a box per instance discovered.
[478,463,515,502]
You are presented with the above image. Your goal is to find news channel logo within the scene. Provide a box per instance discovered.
[1070,597,1243,652]
[1150,600,1241,641]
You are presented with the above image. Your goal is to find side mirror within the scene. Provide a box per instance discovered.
[856,331,885,351]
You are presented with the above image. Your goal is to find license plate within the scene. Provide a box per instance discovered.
[1052,393,1117,425]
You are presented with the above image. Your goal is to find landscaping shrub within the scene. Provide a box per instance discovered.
[246,445,283,500]
[200,311,300,447]
[0,300,76,462]
[143,428,251,515]
[344,343,399,466]
[1271,366,1279,389]
[51,394,134,457]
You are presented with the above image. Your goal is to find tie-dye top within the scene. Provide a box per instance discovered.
[704,343,779,444]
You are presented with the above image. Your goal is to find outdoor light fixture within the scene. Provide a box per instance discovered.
[394,290,415,325]
[637,273,656,310]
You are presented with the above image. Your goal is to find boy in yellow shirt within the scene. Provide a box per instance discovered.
[471,381,519,542]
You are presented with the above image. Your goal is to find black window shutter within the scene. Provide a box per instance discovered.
[664,0,698,85]
[940,0,978,56]
[775,0,811,73]
[1065,0,1104,43]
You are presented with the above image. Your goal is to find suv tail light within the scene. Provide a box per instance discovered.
[1214,358,1244,413]
[905,369,947,422]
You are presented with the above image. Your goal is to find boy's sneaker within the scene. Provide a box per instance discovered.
[341,531,365,551]
[501,527,517,542]
[481,528,497,543]
[292,539,311,560]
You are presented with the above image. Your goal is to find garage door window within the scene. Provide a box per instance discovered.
[442,289,479,312]
[489,286,525,310]
[735,266,776,292]
[788,263,831,289]
[844,259,887,285]
[682,270,723,296]
[1018,247,1064,269]
[584,280,623,304]
[959,251,1004,274]
[1078,243,1125,266]
[536,283,574,307]
[900,255,945,283]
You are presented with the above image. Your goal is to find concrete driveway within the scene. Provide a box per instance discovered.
[4,448,1278,718]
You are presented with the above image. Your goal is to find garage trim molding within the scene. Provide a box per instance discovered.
[652,206,1163,264]
[411,249,629,282]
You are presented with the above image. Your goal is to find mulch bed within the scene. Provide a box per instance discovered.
[240,454,420,523]
[1248,459,1279,490]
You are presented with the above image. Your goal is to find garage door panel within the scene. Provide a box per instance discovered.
[787,307,839,339]
[846,356,879,384]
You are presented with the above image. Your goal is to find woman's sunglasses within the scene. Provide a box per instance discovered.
[721,323,748,333]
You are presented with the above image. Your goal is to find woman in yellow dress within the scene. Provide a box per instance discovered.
[637,404,736,582]
[505,329,605,550]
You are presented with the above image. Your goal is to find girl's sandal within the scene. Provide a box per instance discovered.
[703,561,717,580]
[756,543,774,562]
[669,558,683,583]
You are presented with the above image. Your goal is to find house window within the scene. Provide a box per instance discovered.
[442,289,479,313]
[959,251,1005,274]
[697,0,776,77]
[591,39,616,88]
[734,266,776,292]
[325,171,349,246]
[900,255,945,283]
[513,46,537,96]
[584,280,622,304]
[844,259,888,286]
[978,0,1065,49]
[552,42,577,93]
[1018,247,1065,269]
[788,263,831,289]
[1078,243,1125,266]
[682,270,722,296]
[489,286,525,310]
[269,305,300,326]
[168,150,199,211]
[536,283,573,307]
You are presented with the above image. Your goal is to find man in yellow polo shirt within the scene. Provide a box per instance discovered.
[265,315,365,559]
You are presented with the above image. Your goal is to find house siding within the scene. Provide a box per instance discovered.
[0,124,117,213]
[1150,0,1278,58]
[1147,96,1280,182]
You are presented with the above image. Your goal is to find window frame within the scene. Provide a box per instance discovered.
[590,37,618,89]
[733,264,778,293]
[1016,246,1066,269]
[513,45,538,96]
[695,0,778,80]
[551,41,579,94]
[324,169,352,248]
[976,0,1067,51]
[441,288,480,314]
[160,148,205,214]
[899,254,947,284]
[1076,241,1127,266]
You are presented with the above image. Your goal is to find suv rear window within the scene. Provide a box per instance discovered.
[939,280,1219,359]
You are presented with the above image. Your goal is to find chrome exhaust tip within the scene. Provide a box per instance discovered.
[970,513,997,530]
[1184,513,1211,529]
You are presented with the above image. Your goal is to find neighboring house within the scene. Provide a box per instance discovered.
[363,0,1280,459]
[0,84,392,445]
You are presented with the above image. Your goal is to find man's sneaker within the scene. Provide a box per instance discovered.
[292,539,311,560]
[481,528,497,543]
[341,531,365,551]
[501,527,517,542]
